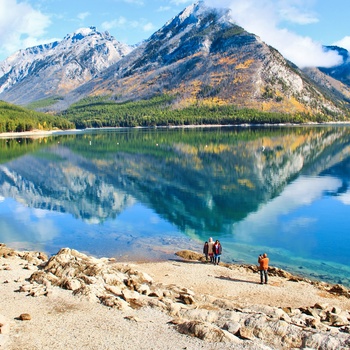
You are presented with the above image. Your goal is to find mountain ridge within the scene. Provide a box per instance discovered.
[63,2,349,116]
[0,26,132,105]
[0,1,349,120]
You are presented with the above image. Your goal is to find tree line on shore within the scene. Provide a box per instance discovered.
[0,101,74,133]
[0,95,348,133]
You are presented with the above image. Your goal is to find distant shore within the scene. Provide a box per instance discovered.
[2,122,350,139]
[0,128,84,138]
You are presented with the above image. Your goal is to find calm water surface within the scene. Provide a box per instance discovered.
[0,126,350,286]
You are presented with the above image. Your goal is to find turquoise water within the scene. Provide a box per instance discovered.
[0,126,350,286]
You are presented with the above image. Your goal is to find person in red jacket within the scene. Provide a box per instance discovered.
[213,240,222,265]
[258,253,269,284]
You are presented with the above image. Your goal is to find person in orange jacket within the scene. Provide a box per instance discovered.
[258,253,269,284]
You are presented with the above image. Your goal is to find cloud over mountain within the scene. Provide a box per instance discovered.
[204,0,343,68]
[334,36,350,53]
[0,0,55,59]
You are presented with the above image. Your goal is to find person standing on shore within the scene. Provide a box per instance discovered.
[203,241,209,261]
[258,253,269,284]
[213,240,222,265]
[208,237,214,263]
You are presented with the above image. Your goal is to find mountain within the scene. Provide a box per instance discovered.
[319,46,350,87]
[0,1,349,118]
[300,46,350,109]
[0,27,132,106]
[54,2,349,116]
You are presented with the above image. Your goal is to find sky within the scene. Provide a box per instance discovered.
[0,0,349,68]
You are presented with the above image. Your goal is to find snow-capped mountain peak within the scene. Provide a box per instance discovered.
[0,27,133,101]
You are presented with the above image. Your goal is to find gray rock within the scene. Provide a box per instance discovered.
[104,284,124,296]
[121,289,140,302]
[224,322,241,335]
[175,319,240,342]
[181,309,219,323]
[302,332,350,349]
[328,313,349,327]
[178,293,195,305]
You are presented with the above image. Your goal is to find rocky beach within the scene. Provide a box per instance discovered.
[1,243,350,349]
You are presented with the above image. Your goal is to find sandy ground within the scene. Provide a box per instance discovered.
[1,254,350,350]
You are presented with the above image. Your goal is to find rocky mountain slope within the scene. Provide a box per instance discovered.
[62,2,346,116]
[0,1,349,117]
[0,27,132,106]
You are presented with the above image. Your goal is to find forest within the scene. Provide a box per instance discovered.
[60,95,342,128]
[0,100,74,133]
[0,94,347,134]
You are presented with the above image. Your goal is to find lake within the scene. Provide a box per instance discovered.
[0,125,350,286]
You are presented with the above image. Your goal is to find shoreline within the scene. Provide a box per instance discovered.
[1,121,350,138]
[6,236,350,290]
[1,244,350,349]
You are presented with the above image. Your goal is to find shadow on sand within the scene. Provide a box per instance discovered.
[216,275,259,285]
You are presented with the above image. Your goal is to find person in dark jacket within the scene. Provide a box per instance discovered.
[213,240,222,265]
[203,241,209,261]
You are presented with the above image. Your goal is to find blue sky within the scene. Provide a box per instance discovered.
[0,0,349,68]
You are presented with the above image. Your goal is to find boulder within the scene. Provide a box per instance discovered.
[105,284,124,296]
[302,332,350,349]
[328,313,349,327]
[59,278,81,291]
[0,244,16,258]
[19,313,31,321]
[121,289,140,302]
[224,322,241,335]
[136,283,151,295]
[175,250,204,261]
[328,284,350,298]
[178,293,195,305]
[99,295,130,311]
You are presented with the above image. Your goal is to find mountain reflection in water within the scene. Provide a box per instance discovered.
[0,126,350,286]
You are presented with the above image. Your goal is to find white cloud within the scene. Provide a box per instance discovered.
[77,12,90,21]
[170,0,193,5]
[204,0,342,68]
[337,190,350,205]
[277,2,318,25]
[157,6,171,12]
[117,0,145,6]
[233,175,342,242]
[102,17,155,33]
[102,17,128,30]
[142,22,156,32]
[0,0,52,59]
[334,36,350,52]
